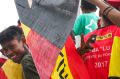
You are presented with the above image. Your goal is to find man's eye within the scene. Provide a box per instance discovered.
[9,47,15,50]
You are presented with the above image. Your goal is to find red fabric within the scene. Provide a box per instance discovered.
[108,0,120,7]
[26,29,60,79]
[0,68,8,79]
[65,36,90,79]
[83,25,120,79]
[0,58,6,64]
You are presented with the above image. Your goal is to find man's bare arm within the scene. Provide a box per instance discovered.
[85,0,120,26]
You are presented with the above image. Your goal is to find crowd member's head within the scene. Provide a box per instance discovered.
[81,0,97,13]
[0,26,27,63]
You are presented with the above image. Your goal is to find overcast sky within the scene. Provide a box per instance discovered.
[0,0,99,57]
[0,0,18,32]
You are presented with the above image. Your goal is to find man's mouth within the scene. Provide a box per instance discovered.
[10,55,18,61]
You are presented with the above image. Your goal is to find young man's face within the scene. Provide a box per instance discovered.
[1,37,26,63]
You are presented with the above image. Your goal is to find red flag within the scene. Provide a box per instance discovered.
[108,0,120,7]
[83,25,120,79]
[15,0,79,78]
[51,36,90,79]
[0,68,8,79]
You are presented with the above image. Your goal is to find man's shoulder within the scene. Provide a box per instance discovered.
[77,13,97,20]
[21,53,40,79]
[21,53,34,66]
[84,25,120,39]
[82,12,98,17]
[77,14,86,18]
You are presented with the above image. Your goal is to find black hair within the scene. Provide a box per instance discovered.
[0,26,24,44]
[17,20,21,26]
[81,0,97,10]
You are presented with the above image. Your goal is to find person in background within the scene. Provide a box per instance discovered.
[85,0,120,26]
[0,26,40,79]
[78,0,120,79]
[72,0,99,48]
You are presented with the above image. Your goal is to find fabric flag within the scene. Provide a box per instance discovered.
[0,68,8,79]
[0,58,7,79]
[0,58,6,64]
[15,0,79,79]
[2,59,23,79]
[51,36,90,79]
[83,25,120,79]
[108,0,120,7]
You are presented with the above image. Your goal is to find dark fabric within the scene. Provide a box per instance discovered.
[21,53,40,79]
[109,77,120,79]
[15,0,78,48]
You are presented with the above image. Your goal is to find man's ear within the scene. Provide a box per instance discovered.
[21,35,26,44]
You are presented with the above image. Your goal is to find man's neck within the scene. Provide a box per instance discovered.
[82,9,96,13]
[20,45,29,63]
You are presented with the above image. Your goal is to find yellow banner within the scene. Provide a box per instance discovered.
[51,47,73,79]
[96,33,112,40]
[2,59,23,79]
[109,36,120,77]
[21,23,31,38]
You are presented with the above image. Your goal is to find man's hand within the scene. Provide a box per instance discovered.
[77,34,97,55]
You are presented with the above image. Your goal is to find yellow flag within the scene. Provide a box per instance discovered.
[2,59,24,79]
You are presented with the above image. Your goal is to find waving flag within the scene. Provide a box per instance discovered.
[2,59,23,79]
[0,68,7,79]
[15,0,79,79]
[51,36,90,79]
[83,25,120,79]
[0,58,7,79]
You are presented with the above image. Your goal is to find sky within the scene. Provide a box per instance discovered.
[0,0,18,57]
[0,0,99,57]
[0,0,18,32]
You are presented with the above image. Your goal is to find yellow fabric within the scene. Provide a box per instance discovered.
[109,36,120,77]
[96,33,112,41]
[21,23,31,38]
[2,59,24,79]
[51,47,73,79]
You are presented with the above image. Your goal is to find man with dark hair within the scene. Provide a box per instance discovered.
[85,0,120,26]
[72,0,98,48]
[73,0,98,36]
[81,0,97,11]
[0,26,40,79]
[77,0,120,79]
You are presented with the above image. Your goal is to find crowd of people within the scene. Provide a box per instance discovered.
[0,0,120,79]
